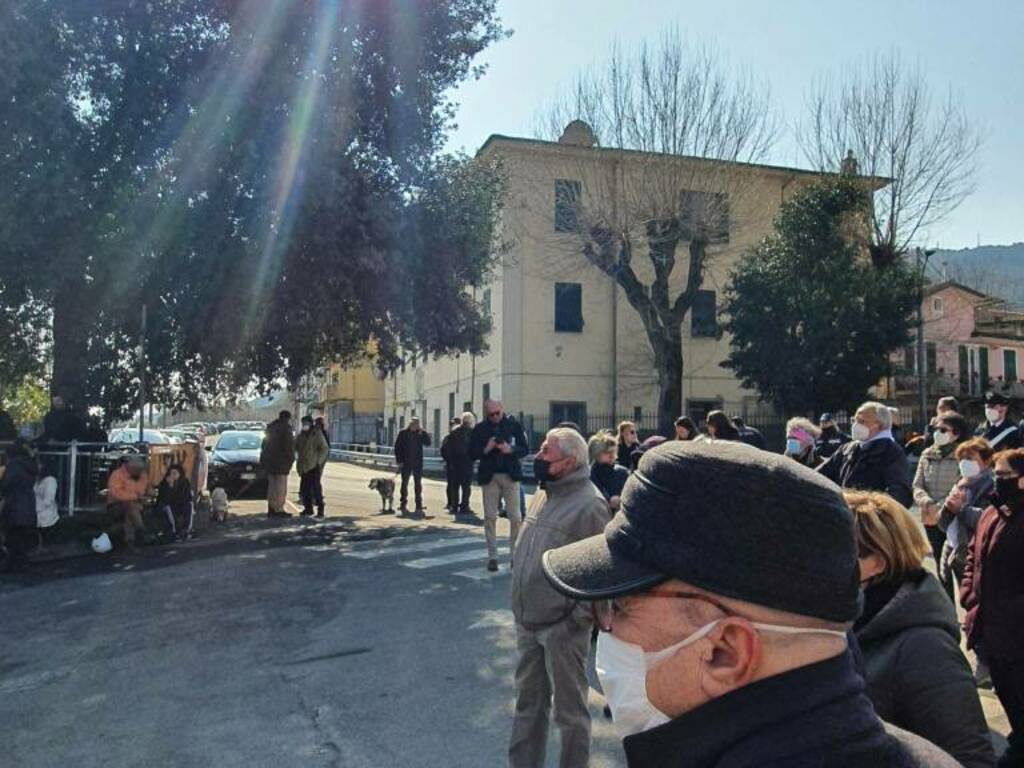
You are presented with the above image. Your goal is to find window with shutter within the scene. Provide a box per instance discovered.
[554,282,584,332]
[691,290,718,338]
[554,179,581,232]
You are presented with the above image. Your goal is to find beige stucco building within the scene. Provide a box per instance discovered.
[314,359,386,444]
[385,124,843,447]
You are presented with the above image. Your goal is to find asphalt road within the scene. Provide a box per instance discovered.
[0,462,623,768]
[0,460,1008,766]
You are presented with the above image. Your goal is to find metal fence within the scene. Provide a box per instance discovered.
[1,442,129,516]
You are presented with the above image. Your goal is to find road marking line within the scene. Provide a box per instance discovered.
[468,609,515,629]
[453,567,512,581]
[344,535,483,560]
[401,546,508,569]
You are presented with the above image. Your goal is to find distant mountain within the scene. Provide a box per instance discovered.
[930,243,1024,304]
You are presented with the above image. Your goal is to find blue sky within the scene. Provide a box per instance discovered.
[445,0,1024,249]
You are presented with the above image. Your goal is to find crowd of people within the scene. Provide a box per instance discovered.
[451,394,1022,767]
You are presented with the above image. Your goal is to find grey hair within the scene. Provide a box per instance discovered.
[587,429,617,464]
[857,401,893,431]
[461,411,476,427]
[785,417,820,439]
[547,427,589,469]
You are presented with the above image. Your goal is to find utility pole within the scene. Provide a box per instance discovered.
[915,248,936,431]
[138,304,147,442]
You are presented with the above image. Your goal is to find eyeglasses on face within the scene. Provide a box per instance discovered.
[590,589,732,633]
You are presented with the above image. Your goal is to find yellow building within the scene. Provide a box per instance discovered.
[317,360,385,444]
[385,122,862,446]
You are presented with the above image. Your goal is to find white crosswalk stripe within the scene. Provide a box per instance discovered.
[402,546,509,569]
[343,535,482,560]
[335,532,512,580]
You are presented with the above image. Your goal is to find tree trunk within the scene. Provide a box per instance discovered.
[654,327,684,437]
[50,281,89,408]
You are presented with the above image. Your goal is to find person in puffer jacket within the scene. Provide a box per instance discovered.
[848,490,995,768]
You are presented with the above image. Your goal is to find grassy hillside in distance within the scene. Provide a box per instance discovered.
[931,243,1024,303]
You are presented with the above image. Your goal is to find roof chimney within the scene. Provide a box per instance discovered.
[558,120,597,147]
[841,149,859,176]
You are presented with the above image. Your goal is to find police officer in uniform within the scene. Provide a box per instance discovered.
[976,391,1023,451]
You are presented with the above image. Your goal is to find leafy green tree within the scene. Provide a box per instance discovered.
[0,1,507,420]
[1,378,49,426]
[722,178,918,415]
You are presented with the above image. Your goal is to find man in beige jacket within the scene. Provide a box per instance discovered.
[509,427,610,768]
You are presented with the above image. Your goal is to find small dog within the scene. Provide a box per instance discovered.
[210,487,230,523]
[368,477,396,514]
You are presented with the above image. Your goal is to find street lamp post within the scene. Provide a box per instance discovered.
[138,304,147,443]
[915,248,936,432]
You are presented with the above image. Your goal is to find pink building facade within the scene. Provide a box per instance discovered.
[884,282,1024,402]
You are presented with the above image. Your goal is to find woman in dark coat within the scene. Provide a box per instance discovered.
[156,464,194,541]
[848,490,994,768]
[705,410,740,441]
[615,421,640,468]
[589,431,629,512]
[1,438,38,572]
[962,447,1024,767]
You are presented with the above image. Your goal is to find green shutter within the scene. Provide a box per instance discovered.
[979,348,989,391]
[958,346,969,393]
[1005,350,1018,383]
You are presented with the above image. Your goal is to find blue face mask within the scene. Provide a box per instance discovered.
[785,438,804,456]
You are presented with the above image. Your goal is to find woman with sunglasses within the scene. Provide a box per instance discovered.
[913,411,969,601]
[615,421,640,469]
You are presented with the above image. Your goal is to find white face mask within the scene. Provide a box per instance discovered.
[850,422,871,442]
[986,407,1002,425]
[933,429,952,447]
[959,459,982,479]
[596,619,847,738]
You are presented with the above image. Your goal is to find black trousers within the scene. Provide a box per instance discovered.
[924,525,954,602]
[400,465,423,509]
[990,656,1024,745]
[3,524,36,570]
[299,468,324,514]
[445,462,472,510]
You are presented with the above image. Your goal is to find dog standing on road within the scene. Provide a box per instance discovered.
[368,477,396,514]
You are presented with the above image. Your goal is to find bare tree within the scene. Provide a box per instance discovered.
[798,51,981,260]
[531,35,779,435]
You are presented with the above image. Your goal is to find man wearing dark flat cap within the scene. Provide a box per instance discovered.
[976,391,1023,450]
[542,441,960,767]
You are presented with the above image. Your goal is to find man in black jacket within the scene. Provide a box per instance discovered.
[394,417,431,517]
[469,399,528,571]
[441,413,475,515]
[815,412,850,460]
[541,441,960,767]
[817,401,913,508]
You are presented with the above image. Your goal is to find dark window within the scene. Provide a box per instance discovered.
[433,409,441,447]
[550,401,587,430]
[681,191,729,243]
[463,401,472,414]
[904,345,917,373]
[482,288,492,317]
[1005,349,1018,383]
[555,282,584,333]
[448,392,456,423]
[399,415,405,430]
[979,347,990,390]
[633,406,642,422]
[482,383,490,403]
[554,179,581,233]
[958,346,969,393]
[691,290,717,338]
[926,342,937,375]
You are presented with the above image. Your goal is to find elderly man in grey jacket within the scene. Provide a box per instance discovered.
[509,427,611,768]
